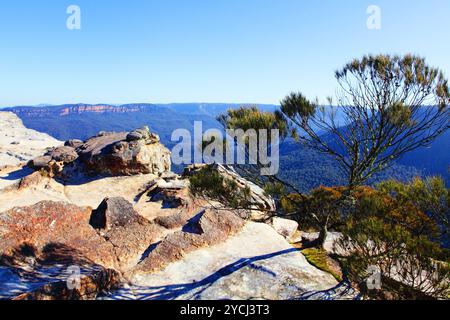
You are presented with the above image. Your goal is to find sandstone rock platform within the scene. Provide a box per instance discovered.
[0,112,61,168]
[0,121,356,300]
[101,222,347,300]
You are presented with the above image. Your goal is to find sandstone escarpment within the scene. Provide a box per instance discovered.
[7,104,149,118]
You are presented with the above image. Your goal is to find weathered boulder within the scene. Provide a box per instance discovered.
[64,139,83,149]
[132,176,200,230]
[48,146,78,163]
[28,146,78,177]
[132,209,245,275]
[159,186,194,210]
[89,197,162,270]
[27,127,171,177]
[29,155,53,169]
[159,171,179,181]
[78,128,171,176]
[0,201,118,268]
[126,126,160,143]
[90,197,145,231]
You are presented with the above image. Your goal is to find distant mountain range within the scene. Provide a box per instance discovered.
[3,103,276,144]
[3,103,449,191]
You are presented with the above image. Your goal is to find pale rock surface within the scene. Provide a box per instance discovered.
[0,172,158,213]
[0,165,36,190]
[271,217,299,242]
[0,121,356,300]
[102,222,341,300]
[0,112,61,167]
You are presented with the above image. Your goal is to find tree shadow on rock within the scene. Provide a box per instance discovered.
[0,242,103,300]
[0,166,34,181]
[104,248,301,300]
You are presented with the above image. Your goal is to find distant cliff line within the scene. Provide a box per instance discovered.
[5,104,164,117]
[3,103,279,118]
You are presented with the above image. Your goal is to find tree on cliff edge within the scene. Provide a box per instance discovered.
[191,54,450,249]
[278,54,449,189]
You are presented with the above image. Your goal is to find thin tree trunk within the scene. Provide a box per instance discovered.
[317,224,328,249]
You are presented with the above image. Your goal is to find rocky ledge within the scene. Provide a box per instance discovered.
[0,123,354,300]
[0,112,61,168]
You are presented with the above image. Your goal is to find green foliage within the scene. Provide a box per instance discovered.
[377,177,449,243]
[279,92,316,121]
[336,55,450,108]
[338,181,450,299]
[263,182,287,202]
[387,102,413,127]
[189,165,252,210]
[302,248,342,282]
[280,54,450,188]
[281,186,346,230]
[217,106,289,141]
[280,186,377,235]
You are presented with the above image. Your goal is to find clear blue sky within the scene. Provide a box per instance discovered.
[0,0,449,106]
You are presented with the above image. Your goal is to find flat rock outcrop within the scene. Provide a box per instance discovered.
[132,209,245,275]
[104,222,346,300]
[0,112,61,168]
[0,199,164,273]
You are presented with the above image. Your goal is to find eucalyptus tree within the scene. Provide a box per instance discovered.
[191,54,450,248]
[278,54,450,189]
